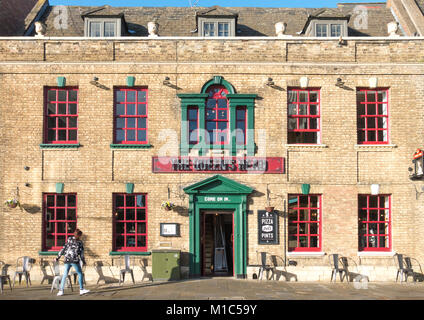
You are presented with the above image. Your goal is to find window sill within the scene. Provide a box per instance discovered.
[286,252,326,258]
[109,251,151,256]
[285,144,328,150]
[40,143,80,149]
[355,144,397,151]
[110,144,153,149]
[38,251,59,256]
[357,251,396,257]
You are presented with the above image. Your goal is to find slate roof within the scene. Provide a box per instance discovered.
[34,3,397,37]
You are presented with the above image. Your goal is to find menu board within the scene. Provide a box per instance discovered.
[258,210,279,245]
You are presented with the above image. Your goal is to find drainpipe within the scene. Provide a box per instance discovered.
[283,199,287,268]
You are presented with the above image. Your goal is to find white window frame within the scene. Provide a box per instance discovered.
[84,18,121,37]
[198,18,236,37]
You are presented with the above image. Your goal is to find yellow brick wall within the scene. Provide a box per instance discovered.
[0,39,423,277]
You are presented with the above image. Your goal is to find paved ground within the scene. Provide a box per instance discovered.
[1,278,424,300]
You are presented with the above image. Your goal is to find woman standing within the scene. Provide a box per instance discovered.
[56,229,90,296]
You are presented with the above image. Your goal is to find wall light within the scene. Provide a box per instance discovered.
[300,77,309,89]
[335,78,345,88]
[369,77,378,89]
[266,77,275,87]
[371,184,380,195]
[163,77,171,86]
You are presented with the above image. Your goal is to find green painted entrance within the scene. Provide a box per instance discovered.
[183,175,253,278]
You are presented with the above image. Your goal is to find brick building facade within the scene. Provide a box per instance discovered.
[1,1,424,282]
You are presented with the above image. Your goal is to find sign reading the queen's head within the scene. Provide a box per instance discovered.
[152,156,284,174]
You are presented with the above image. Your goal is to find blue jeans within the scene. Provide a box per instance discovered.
[60,263,84,290]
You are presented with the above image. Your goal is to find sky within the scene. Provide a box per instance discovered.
[49,0,375,8]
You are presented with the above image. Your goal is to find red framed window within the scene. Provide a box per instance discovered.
[288,194,322,252]
[43,193,77,251]
[206,85,229,145]
[45,87,78,144]
[114,88,148,144]
[357,89,389,144]
[288,88,320,144]
[236,106,247,145]
[358,194,391,252]
[188,107,199,144]
[113,193,148,252]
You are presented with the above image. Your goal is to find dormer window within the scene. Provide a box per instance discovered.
[202,20,232,37]
[88,20,117,37]
[196,6,238,37]
[301,8,350,37]
[81,6,127,37]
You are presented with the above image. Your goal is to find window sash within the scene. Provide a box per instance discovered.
[113,193,148,252]
[288,194,322,252]
[45,87,79,144]
[43,193,77,251]
[316,24,328,37]
[205,86,230,145]
[203,21,230,37]
[358,195,391,251]
[288,88,321,144]
[114,88,148,144]
[357,89,389,144]
[331,24,342,37]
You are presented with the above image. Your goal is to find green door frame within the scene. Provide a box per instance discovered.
[184,175,253,279]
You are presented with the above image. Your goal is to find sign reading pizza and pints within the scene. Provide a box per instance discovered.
[152,157,284,174]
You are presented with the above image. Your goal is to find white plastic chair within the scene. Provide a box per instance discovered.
[50,260,73,293]
[12,256,32,288]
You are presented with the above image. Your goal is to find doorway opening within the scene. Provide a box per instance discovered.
[201,211,234,277]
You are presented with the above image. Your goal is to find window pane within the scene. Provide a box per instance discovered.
[126,236,135,247]
[47,103,56,115]
[127,130,136,141]
[138,91,146,102]
[116,91,125,103]
[127,209,135,220]
[104,22,116,37]
[137,223,146,234]
[137,104,146,116]
[67,208,76,221]
[127,91,136,102]
[68,130,77,141]
[69,91,78,102]
[137,236,146,247]
[116,129,125,142]
[137,209,146,220]
[90,22,101,37]
[116,118,125,129]
[68,117,77,128]
[58,104,66,114]
[126,196,135,207]
[48,90,57,102]
[48,117,56,128]
[115,235,124,248]
[116,223,124,234]
[56,209,65,220]
[127,118,136,128]
[69,104,77,115]
[58,91,67,101]
[127,104,136,115]
[137,130,146,142]
[58,117,66,128]
[137,118,146,129]
[116,104,125,115]
[126,223,135,234]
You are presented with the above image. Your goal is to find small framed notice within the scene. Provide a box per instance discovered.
[160,223,180,237]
